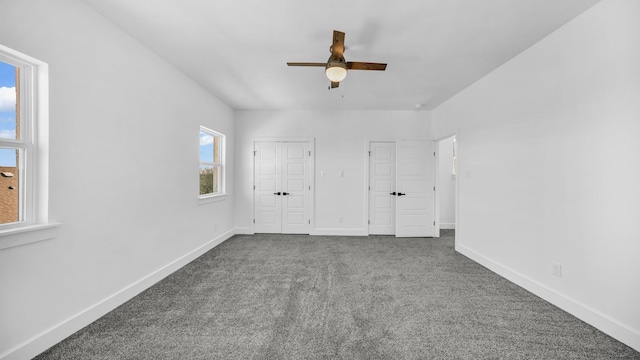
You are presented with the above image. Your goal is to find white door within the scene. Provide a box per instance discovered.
[254,141,310,234]
[396,141,435,237]
[369,142,396,235]
[254,142,282,233]
[281,142,310,234]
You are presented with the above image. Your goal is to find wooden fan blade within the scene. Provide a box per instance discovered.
[332,30,345,57]
[347,62,387,71]
[287,62,326,67]
[330,81,340,89]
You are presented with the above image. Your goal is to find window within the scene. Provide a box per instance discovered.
[199,126,224,198]
[0,43,52,246]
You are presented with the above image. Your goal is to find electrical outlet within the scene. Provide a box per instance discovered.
[552,262,562,278]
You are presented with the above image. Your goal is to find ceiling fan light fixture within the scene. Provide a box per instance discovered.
[325,62,347,82]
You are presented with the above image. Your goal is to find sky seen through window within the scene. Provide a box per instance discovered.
[0,61,17,167]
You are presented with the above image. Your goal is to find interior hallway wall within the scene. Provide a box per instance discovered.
[431,0,640,351]
[234,110,431,235]
[0,0,235,358]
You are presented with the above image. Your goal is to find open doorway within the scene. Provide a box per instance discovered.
[436,135,457,238]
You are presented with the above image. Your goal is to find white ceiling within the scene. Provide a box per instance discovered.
[81,0,601,111]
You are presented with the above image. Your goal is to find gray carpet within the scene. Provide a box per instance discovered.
[36,232,640,359]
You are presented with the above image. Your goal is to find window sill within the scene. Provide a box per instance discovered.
[198,193,227,205]
[0,223,59,250]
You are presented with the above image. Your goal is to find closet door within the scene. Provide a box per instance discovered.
[367,140,435,237]
[395,141,435,237]
[369,142,396,235]
[254,142,282,233]
[254,141,311,234]
[281,142,310,234]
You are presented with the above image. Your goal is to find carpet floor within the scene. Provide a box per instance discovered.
[36,232,640,359]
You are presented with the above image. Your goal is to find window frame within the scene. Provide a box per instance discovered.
[0,57,31,226]
[0,43,55,249]
[198,126,225,202]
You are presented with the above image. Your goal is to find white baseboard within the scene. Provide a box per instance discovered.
[310,228,368,236]
[233,227,254,235]
[439,223,455,230]
[456,243,640,353]
[2,229,236,360]
[234,227,369,236]
[236,227,369,236]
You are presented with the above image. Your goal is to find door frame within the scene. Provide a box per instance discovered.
[434,133,459,238]
[365,138,436,237]
[251,137,315,234]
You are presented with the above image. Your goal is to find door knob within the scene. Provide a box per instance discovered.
[282,192,290,195]
[273,192,281,195]
[397,192,406,196]
[390,192,396,195]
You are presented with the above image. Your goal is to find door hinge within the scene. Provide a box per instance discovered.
[433,151,436,156]
[368,220,370,224]
[433,221,435,225]
[253,219,255,224]
[253,185,256,190]
[308,220,311,224]
[253,150,257,156]
[368,185,370,190]
[308,150,311,156]
[368,150,372,157]
[309,185,311,190]
[433,186,435,191]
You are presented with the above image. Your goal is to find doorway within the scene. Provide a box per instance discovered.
[254,140,312,234]
[435,135,457,237]
[368,140,435,237]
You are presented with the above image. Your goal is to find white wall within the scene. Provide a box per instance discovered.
[234,110,430,235]
[437,136,456,230]
[431,0,640,351]
[0,0,235,358]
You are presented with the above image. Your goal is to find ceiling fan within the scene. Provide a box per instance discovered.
[287,30,387,89]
